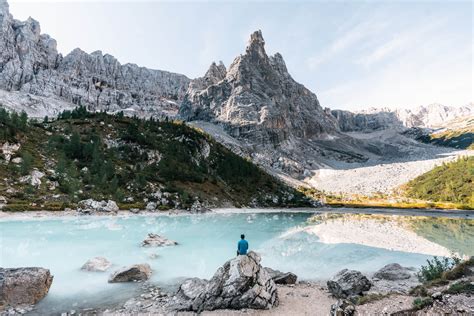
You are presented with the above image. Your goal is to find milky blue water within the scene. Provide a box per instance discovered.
[0,211,470,313]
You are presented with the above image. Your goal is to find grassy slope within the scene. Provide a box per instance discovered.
[404,157,474,208]
[0,109,310,211]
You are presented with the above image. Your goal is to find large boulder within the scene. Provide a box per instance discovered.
[108,264,152,283]
[81,257,112,272]
[141,233,178,247]
[77,199,119,214]
[327,269,372,299]
[373,263,412,281]
[264,267,297,284]
[0,267,53,309]
[168,251,278,312]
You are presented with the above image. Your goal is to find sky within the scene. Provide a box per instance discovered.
[8,0,474,110]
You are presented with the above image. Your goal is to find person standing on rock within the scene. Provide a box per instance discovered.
[237,234,249,256]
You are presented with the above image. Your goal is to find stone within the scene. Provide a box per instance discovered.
[11,157,22,164]
[330,299,355,316]
[0,267,53,308]
[373,263,412,281]
[168,251,278,311]
[0,195,6,209]
[1,143,20,163]
[327,269,372,299]
[264,267,297,284]
[81,257,112,272]
[189,200,211,213]
[141,233,178,247]
[145,202,157,211]
[77,199,119,213]
[108,264,152,283]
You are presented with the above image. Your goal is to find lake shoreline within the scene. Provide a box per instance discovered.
[0,206,472,221]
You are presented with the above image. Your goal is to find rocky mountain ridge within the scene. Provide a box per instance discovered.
[0,0,190,118]
[332,103,474,132]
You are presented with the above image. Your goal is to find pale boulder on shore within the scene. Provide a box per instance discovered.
[0,267,53,309]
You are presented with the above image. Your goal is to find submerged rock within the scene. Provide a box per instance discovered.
[327,269,372,299]
[108,264,152,283]
[141,233,178,247]
[0,267,53,308]
[81,257,112,272]
[264,267,297,284]
[373,263,412,281]
[168,251,278,311]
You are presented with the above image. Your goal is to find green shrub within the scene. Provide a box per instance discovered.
[444,281,474,295]
[417,256,460,283]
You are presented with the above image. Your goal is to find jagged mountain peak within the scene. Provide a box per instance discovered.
[181,30,338,146]
[245,30,266,58]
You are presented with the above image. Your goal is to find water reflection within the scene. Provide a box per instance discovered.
[306,213,474,257]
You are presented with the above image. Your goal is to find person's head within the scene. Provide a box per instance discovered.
[241,234,245,239]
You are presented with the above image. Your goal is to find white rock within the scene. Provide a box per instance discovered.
[81,257,112,272]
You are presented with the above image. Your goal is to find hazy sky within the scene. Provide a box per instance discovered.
[8,0,473,110]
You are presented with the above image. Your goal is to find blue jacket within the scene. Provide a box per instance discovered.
[237,239,248,255]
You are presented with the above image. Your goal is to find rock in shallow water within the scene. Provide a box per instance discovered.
[327,269,372,299]
[141,233,178,247]
[108,264,152,283]
[0,267,53,309]
[168,251,278,311]
[81,257,112,272]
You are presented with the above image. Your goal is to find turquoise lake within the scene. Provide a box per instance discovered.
[1,211,473,313]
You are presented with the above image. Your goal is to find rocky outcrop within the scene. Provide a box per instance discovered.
[264,267,297,284]
[77,199,119,213]
[1,142,20,163]
[181,30,338,147]
[81,257,112,272]
[0,267,53,309]
[108,264,152,283]
[327,269,372,299]
[141,233,178,247]
[0,0,190,118]
[168,251,278,312]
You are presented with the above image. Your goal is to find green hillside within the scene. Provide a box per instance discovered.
[405,156,474,208]
[0,106,311,211]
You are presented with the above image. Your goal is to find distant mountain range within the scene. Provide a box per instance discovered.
[0,0,472,188]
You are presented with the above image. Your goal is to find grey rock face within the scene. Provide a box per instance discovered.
[0,267,53,308]
[181,30,338,147]
[373,263,412,281]
[327,269,372,299]
[331,103,474,132]
[108,264,152,283]
[168,251,278,312]
[0,1,190,118]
